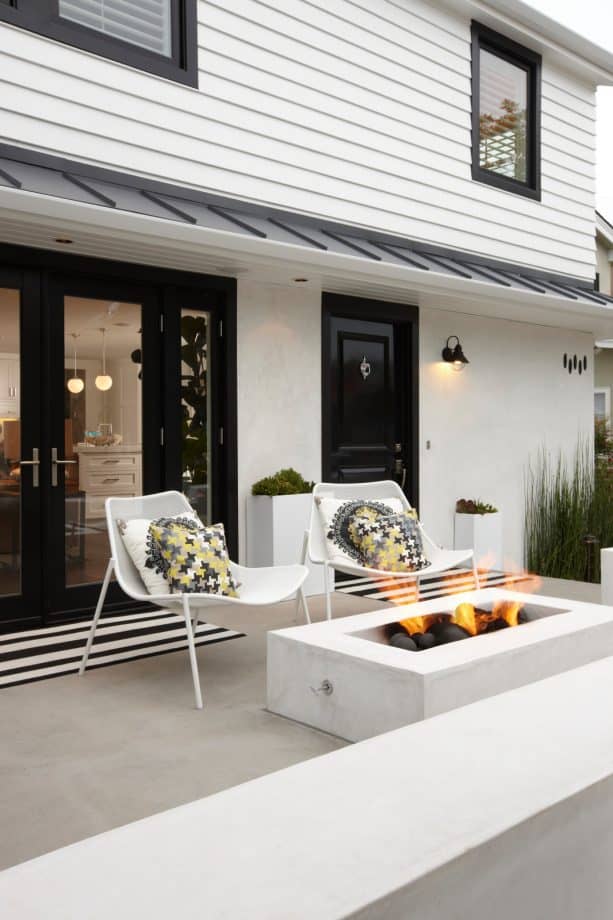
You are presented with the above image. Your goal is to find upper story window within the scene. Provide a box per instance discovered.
[471,22,541,200]
[0,0,197,86]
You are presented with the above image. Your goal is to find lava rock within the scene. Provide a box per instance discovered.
[484,618,508,632]
[413,631,436,650]
[428,622,471,644]
[389,632,418,651]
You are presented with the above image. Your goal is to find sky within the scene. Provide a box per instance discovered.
[525,0,613,220]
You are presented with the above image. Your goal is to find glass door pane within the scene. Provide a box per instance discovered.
[0,287,21,598]
[181,310,211,522]
[64,296,143,587]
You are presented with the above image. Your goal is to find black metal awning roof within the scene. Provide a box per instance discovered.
[0,144,611,310]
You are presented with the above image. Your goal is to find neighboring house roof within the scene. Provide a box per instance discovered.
[597,211,613,248]
[0,144,610,314]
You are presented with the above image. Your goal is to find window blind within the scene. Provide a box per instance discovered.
[58,0,172,57]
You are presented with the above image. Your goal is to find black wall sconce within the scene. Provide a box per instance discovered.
[442,335,469,372]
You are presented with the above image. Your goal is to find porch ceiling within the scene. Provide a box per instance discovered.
[0,145,612,338]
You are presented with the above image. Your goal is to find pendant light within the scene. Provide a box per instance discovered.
[67,333,85,394]
[95,327,113,391]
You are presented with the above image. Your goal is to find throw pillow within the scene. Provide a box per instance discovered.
[117,511,200,595]
[148,518,240,597]
[316,497,404,568]
[352,510,429,573]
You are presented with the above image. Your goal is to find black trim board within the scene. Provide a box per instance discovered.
[471,21,542,201]
[0,1,198,87]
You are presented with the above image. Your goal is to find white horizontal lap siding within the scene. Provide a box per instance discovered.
[0,0,599,278]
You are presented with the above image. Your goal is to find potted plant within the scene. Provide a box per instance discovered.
[247,469,326,597]
[454,498,503,571]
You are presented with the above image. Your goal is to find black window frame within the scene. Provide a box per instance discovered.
[0,0,198,87]
[471,21,541,201]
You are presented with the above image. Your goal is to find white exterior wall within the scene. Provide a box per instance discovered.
[0,0,597,279]
[420,306,593,565]
[236,281,321,562]
[236,284,593,566]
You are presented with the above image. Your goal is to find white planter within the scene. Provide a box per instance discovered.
[603,548,613,605]
[454,511,503,571]
[247,493,330,597]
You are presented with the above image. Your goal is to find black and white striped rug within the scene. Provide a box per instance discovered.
[0,610,244,690]
[336,568,530,605]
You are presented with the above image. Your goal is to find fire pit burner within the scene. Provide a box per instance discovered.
[267,589,613,742]
[387,599,531,650]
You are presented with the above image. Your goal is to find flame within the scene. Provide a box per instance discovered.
[398,599,527,639]
[452,602,479,636]
[369,545,543,620]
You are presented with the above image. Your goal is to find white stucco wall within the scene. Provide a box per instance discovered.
[236,281,322,562]
[420,308,594,566]
[235,286,593,568]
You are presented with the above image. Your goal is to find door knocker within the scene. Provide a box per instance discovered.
[359,355,371,381]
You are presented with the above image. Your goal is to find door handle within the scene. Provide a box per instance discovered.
[18,448,40,488]
[51,447,77,487]
[394,457,407,491]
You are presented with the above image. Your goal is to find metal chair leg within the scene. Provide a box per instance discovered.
[324,562,332,621]
[183,595,203,710]
[79,558,114,675]
[299,586,311,624]
[295,530,309,621]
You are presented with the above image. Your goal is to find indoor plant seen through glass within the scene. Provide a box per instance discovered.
[181,312,210,522]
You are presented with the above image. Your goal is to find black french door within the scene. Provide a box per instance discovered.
[0,267,43,626]
[0,247,236,632]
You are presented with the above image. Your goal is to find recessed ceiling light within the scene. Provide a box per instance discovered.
[55,237,73,244]
[293,277,309,283]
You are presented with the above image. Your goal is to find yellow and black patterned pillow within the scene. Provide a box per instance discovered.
[352,511,428,573]
[148,517,239,597]
[317,497,404,567]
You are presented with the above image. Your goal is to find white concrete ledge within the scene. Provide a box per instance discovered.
[4,657,613,919]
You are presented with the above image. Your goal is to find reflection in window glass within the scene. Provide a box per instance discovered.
[181,311,211,523]
[479,48,528,183]
[0,288,21,598]
[59,0,172,57]
[64,297,142,587]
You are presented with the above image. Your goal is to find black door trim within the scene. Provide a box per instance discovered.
[0,266,43,631]
[321,293,419,510]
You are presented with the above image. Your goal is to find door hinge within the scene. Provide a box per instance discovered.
[160,314,164,333]
[160,427,165,446]
[219,426,224,446]
[219,320,223,338]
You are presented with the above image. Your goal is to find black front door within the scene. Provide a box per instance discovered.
[322,294,419,503]
[0,247,237,632]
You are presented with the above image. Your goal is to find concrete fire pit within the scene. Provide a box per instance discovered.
[267,588,613,741]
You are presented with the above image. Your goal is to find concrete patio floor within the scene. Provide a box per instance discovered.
[0,577,601,871]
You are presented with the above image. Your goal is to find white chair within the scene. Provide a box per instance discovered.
[300,480,479,622]
[79,491,309,709]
